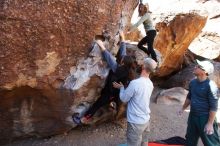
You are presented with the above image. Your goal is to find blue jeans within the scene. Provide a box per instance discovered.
[102,42,126,73]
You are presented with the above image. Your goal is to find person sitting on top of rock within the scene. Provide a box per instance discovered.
[72,31,137,124]
[128,3,158,62]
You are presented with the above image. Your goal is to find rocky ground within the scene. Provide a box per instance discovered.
[3,104,189,146]
[3,88,193,146]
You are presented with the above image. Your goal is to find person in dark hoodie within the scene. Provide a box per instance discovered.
[73,31,137,124]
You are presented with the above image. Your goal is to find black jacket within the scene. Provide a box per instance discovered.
[101,65,130,99]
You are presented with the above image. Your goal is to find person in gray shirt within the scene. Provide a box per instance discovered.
[113,58,157,146]
[178,60,220,146]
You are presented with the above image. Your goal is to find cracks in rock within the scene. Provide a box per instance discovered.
[0,15,26,21]
[63,41,109,90]
[0,0,5,10]
[61,0,138,91]
[210,14,220,19]
[197,0,210,4]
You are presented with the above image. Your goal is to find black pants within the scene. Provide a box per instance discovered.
[85,94,110,117]
[137,30,157,62]
[84,93,119,118]
[186,113,220,146]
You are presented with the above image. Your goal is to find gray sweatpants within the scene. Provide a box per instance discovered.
[127,121,150,146]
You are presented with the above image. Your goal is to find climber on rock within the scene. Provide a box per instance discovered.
[128,3,158,62]
[72,31,137,125]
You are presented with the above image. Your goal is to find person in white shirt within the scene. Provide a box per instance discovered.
[128,3,157,62]
[113,58,157,146]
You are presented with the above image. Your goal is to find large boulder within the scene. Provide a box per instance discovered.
[161,61,220,89]
[189,32,220,60]
[0,86,74,143]
[0,0,216,143]
[124,13,207,75]
[135,0,219,77]
[188,0,220,60]
[156,87,188,105]
[154,13,207,77]
[0,0,138,90]
[0,0,138,143]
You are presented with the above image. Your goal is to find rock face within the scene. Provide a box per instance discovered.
[132,0,220,76]
[0,0,138,143]
[188,0,220,60]
[161,61,220,89]
[0,0,138,90]
[154,13,207,77]
[0,0,215,144]
[127,12,207,76]
[0,86,74,143]
[189,32,220,60]
[156,87,188,105]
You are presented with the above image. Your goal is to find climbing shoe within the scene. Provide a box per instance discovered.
[72,115,81,125]
[80,115,92,124]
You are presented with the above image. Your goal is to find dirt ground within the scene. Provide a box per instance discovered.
[3,88,208,146]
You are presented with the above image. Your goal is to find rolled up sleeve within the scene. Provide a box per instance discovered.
[119,81,135,103]
[208,81,219,112]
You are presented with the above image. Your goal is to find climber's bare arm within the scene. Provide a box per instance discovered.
[96,40,106,52]
[119,30,125,42]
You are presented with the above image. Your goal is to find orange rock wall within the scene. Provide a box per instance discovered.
[155,13,207,77]
[0,0,138,143]
[0,0,138,89]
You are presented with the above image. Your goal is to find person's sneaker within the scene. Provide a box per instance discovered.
[80,115,92,124]
[72,115,81,125]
